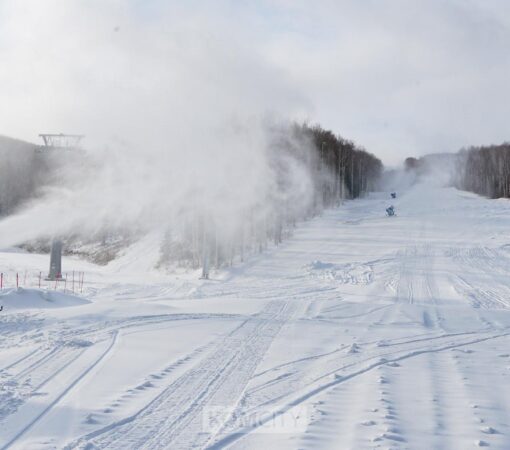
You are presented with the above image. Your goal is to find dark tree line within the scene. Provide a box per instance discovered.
[0,136,41,215]
[404,143,510,200]
[454,144,510,199]
[298,123,382,205]
[0,135,82,216]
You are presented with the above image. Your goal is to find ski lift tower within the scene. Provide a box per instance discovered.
[38,134,84,280]
[38,133,84,153]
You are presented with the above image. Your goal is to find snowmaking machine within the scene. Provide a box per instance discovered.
[386,205,396,217]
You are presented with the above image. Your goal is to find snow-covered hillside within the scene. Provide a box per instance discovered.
[1,181,510,449]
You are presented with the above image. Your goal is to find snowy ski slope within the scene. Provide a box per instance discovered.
[1,181,510,449]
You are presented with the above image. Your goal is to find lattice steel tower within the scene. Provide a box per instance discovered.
[38,134,84,280]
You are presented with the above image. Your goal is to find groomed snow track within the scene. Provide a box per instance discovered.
[67,300,296,450]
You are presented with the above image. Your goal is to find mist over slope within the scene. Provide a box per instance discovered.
[0,135,39,215]
[0,123,382,270]
[404,143,510,199]
[0,2,390,271]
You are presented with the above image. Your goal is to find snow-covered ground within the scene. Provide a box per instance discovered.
[2,181,510,449]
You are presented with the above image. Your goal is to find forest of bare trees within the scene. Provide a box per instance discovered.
[0,136,41,215]
[454,144,510,199]
[404,143,510,201]
[303,123,382,204]
[405,144,510,200]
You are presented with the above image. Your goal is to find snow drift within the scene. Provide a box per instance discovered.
[0,287,90,310]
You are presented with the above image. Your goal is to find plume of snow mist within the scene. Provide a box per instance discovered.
[0,119,317,263]
[0,1,320,267]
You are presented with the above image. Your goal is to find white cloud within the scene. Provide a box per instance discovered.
[1,0,509,165]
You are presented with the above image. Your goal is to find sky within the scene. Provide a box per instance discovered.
[1,0,510,166]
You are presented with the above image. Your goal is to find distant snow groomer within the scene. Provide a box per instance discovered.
[391,192,397,199]
[386,205,395,217]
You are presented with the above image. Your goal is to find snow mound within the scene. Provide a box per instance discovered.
[305,260,373,284]
[308,260,335,270]
[66,338,94,347]
[0,247,28,253]
[0,288,90,310]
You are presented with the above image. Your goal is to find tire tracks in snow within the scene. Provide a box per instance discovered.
[449,246,510,309]
[1,331,119,450]
[227,330,486,425]
[0,345,90,426]
[0,313,241,447]
[65,299,297,450]
[209,330,510,449]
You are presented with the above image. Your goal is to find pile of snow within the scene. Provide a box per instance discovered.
[305,260,373,284]
[0,287,90,310]
[307,260,335,270]
[0,247,28,253]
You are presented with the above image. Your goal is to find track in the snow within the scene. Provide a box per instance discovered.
[66,300,297,450]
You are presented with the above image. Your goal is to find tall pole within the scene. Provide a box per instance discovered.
[350,156,354,198]
[319,141,326,210]
[340,165,345,204]
[201,216,209,279]
[47,239,63,281]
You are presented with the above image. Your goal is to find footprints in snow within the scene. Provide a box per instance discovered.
[451,347,502,448]
[371,364,407,445]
